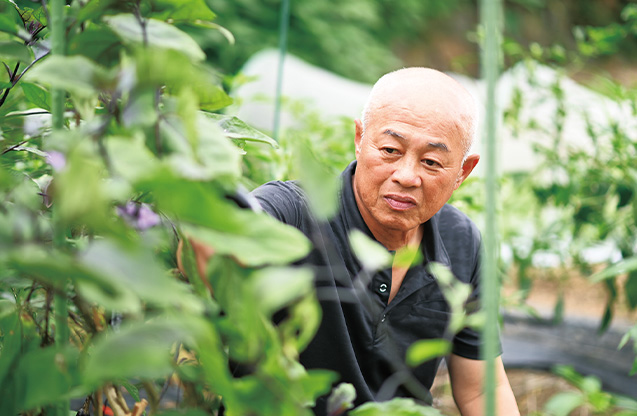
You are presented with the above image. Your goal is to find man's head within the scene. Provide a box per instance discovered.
[353,67,480,246]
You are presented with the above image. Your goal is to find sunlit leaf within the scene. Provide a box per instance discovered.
[150,0,216,21]
[544,391,585,416]
[24,55,112,98]
[104,14,205,61]
[350,397,444,415]
[348,229,392,271]
[202,112,278,147]
[406,339,451,367]
[250,267,314,317]
[182,210,311,267]
[0,0,23,36]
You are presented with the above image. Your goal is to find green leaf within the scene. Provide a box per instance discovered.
[405,339,451,367]
[0,0,23,36]
[21,82,51,110]
[350,398,444,416]
[182,209,311,267]
[79,240,203,314]
[0,40,33,63]
[7,245,142,313]
[250,267,314,317]
[544,391,585,416]
[82,317,205,388]
[159,112,242,180]
[15,345,83,411]
[348,229,392,271]
[104,14,205,61]
[202,112,278,147]
[590,256,637,283]
[24,55,112,98]
[106,134,159,182]
[150,0,216,21]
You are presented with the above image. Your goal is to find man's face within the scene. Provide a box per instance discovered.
[353,103,478,238]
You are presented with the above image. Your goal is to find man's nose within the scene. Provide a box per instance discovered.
[391,158,422,187]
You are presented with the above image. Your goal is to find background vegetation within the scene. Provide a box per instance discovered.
[1,0,637,415]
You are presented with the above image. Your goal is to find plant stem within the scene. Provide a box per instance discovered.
[50,0,65,129]
[50,2,70,416]
[480,0,502,414]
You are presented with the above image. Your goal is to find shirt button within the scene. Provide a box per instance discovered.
[381,314,386,323]
[379,283,388,293]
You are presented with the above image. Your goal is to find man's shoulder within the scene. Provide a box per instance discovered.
[436,203,481,243]
[250,180,310,225]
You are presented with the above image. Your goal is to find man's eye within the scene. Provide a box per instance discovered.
[424,159,439,167]
[382,148,397,154]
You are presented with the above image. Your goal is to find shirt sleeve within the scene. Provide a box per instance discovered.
[250,180,307,227]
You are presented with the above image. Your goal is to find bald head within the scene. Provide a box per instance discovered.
[361,67,477,156]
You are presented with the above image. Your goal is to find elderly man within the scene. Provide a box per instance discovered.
[189,68,519,415]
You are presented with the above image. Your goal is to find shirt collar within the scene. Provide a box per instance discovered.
[339,160,451,268]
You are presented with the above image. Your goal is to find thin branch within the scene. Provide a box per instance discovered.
[13,51,50,86]
[3,62,11,78]
[1,140,28,155]
[0,62,20,108]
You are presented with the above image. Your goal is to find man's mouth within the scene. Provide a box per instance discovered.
[384,194,417,211]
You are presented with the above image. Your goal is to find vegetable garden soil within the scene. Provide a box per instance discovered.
[431,268,637,415]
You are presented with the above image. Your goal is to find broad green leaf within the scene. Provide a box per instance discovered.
[76,0,118,24]
[24,55,112,98]
[203,112,278,147]
[350,397,444,416]
[79,240,203,314]
[250,267,314,317]
[0,40,33,62]
[182,210,311,266]
[349,229,392,271]
[14,345,83,411]
[150,0,216,21]
[0,0,23,36]
[21,82,51,110]
[7,245,142,313]
[406,339,451,367]
[106,135,159,182]
[122,90,157,128]
[157,410,210,416]
[104,14,205,61]
[159,112,242,180]
[544,391,585,416]
[82,317,205,388]
[68,24,121,65]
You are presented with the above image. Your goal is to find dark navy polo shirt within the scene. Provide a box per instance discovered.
[252,161,488,413]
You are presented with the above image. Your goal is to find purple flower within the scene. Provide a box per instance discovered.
[45,151,66,172]
[116,201,161,230]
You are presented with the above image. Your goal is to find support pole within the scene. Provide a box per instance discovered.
[480,0,502,414]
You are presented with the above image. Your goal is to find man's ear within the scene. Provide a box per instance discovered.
[454,153,480,190]
[354,119,363,158]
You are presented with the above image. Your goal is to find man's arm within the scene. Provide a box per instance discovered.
[446,353,520,416]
